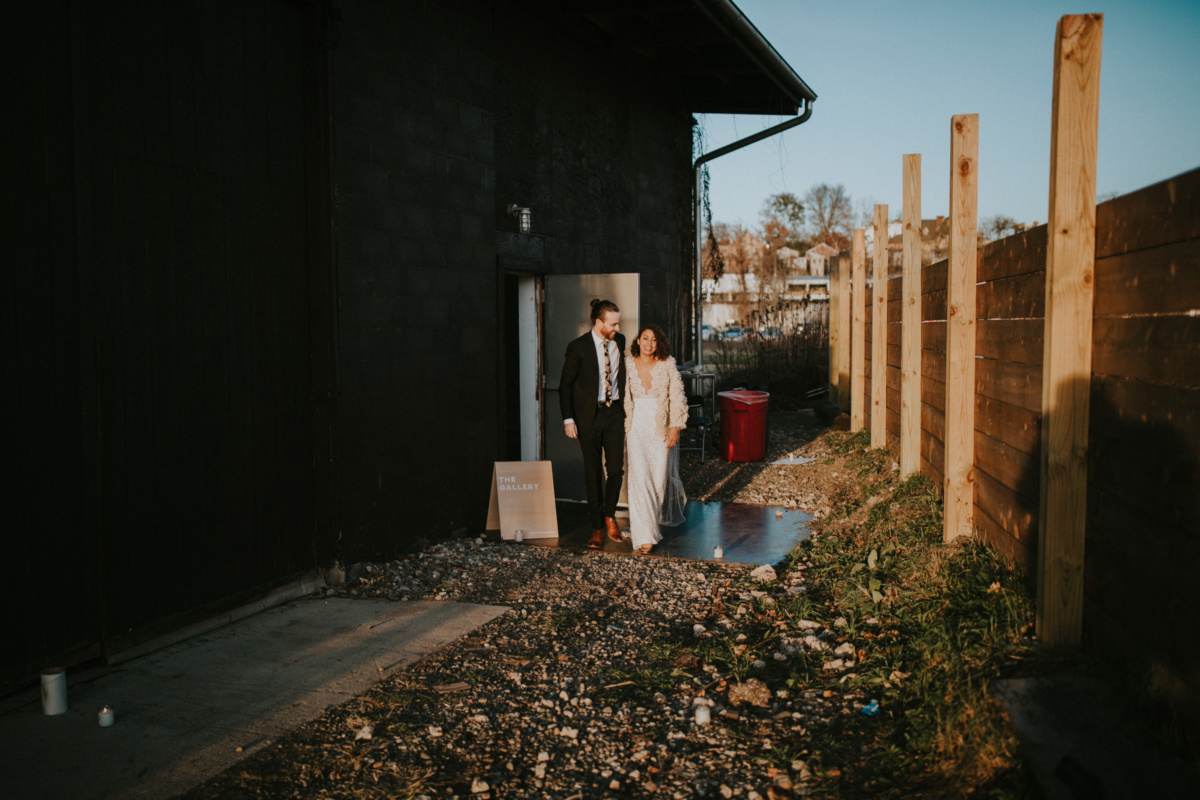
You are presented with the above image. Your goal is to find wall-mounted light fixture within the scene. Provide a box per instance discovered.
[508,204,531,234]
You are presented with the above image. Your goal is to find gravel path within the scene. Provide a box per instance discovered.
[183,415,881,800]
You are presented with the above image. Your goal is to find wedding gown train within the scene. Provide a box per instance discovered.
[624,355,689,549]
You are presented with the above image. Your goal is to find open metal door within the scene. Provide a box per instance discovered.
[543,274,640,504]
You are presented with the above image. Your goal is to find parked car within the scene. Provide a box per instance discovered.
[720,326,746,341]
[701,324,716,341]
[758,326,782,340]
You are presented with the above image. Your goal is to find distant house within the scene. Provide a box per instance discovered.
[805,243,838,276]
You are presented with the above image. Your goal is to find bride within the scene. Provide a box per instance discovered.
[624,324,689,554]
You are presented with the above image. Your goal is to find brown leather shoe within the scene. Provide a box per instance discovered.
[586,529,604,550]
[605,516,622,542]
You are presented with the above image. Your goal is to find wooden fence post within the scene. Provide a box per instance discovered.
[944,114,979,542]
[871,205,889,447]
[900,155,922,477]
[837,252,851,411]
[1038,14,1103,646]
[851,229,867,431]
[829,256,841,404]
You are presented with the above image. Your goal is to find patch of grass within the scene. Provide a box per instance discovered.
[826,429,870,455]
[550,608,588,629]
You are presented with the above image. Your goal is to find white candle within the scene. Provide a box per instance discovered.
[98,706,114,727]
[514,530,524,543]
[776,509,783,518]
[713,545,723,560]
[694,704,711,725]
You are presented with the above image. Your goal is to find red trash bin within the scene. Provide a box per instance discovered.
[718,390,769,462]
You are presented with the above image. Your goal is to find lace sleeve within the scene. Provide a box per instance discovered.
[665,357,688,429]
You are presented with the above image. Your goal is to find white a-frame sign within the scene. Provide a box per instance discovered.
[486,461,558,540]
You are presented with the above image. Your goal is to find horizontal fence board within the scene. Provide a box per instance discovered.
[921,355,946,403]
[1092,375,1200,446]
[924,322,947,353]
[1093,315,1200,388]
[923,260,948,294]
[1084,497,1200,671]
[887,274,903,301]
[978,224,1049,283]
[1096,167,1200,258]
[887,404,900,443]
[887,331,902,366]
[974,466,1038,548]
[977,318,1044,365]
[923,290,947,321]
[977,395,1041,457]
[922,428,945,479]
[973,499,1033,571]
[1090,423,1200,533]
[975,428,1038,499]
[886,364,901,396]
[976,358,1041,409]
[978,269,1045,320]
[1094,237,1200,316]
[922,394,946,441]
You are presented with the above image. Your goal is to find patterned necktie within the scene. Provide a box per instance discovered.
[602,340,612,407]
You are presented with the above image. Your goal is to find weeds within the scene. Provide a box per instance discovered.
[784,457,1038,796]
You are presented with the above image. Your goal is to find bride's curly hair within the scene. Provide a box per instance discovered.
[630,323,671,360]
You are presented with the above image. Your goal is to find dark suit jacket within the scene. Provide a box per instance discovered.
[559,330,627,432]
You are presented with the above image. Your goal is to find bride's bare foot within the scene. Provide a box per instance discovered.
[640,545,653,554]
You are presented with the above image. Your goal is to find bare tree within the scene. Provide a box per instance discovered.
[803,183,854,247]
[982,214,1019,241]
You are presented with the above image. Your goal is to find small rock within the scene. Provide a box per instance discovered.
[559,726,579,739]
[427,726,442,737]
[471,778,489,793]
[750,564,777,583]
[834,616,848,628]
[354,725,374,740]
[727,678,771,708]
[693,624,707,636]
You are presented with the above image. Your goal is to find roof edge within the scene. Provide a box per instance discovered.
[694,0,817,110]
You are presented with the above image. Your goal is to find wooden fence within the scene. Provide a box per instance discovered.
[830,12,1199,726]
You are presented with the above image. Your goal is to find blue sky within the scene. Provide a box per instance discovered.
[700,0,1200,229]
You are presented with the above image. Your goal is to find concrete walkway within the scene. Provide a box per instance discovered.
[0,597,508,800]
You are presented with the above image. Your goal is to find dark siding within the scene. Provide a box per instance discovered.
[80,0,326,649]
[3,0,103,689]
[331,0,499,561]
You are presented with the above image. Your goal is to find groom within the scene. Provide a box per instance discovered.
[560,299,626,550]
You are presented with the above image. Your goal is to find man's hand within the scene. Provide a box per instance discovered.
[665,427,679,448]
[565,422,579,439]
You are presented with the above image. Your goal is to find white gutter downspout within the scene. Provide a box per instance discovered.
[693,99,814,365]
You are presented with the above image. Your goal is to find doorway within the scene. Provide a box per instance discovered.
[501,274,542,462]
[543,273,640,504]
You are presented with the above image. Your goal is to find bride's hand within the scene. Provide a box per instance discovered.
[665,427,679,448]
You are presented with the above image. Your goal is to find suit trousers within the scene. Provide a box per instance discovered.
[580,403,625,530]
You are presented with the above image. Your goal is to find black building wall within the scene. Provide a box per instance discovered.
[6,0,694,688]
[5,0,334,689]
[330,0,499,561]
[330,0,694,562]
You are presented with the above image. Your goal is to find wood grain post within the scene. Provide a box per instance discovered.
[871,204,889,448]
[850,229,867,431]
[829,256,841,404]
[944,114,979,542]
[1037,14,1103,647]
[837,252,851,411]
[900,155,922,477]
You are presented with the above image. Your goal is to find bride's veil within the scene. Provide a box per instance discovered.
[660,445,687,526]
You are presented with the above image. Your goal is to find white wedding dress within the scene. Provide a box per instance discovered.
[624,355,689,549]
